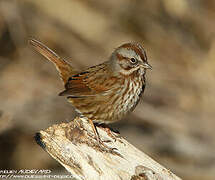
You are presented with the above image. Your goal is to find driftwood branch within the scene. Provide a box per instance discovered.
[35,117,182,180]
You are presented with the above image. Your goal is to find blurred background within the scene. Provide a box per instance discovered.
[0,0,215,179]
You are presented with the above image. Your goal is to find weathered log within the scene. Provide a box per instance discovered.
[35,117,182,180]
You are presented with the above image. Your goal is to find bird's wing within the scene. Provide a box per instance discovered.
[59,63,118,97]
[29,39,77,84]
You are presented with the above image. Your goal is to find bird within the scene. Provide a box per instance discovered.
[29,39,152,148]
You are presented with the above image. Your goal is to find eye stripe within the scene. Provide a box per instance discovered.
[119,43,147,61]
[116,53,126,61]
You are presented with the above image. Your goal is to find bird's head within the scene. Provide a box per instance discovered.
[110,43,152,76]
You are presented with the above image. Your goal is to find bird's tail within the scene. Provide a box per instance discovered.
[29,38,76,85]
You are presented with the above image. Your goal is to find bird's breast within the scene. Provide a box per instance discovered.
[69,74,145,124]
[104,75,145,122]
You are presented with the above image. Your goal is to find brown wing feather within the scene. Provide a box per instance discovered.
[29,39,77,84]
[59,75,93,97]
[59,63,113,97]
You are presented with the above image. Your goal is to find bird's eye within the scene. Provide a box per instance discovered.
[130,58,137,64]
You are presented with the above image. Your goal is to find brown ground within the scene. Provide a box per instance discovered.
[0,0,215,179]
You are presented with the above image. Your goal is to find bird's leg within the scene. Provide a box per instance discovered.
[88,119,104,144]
[88,119,113,149]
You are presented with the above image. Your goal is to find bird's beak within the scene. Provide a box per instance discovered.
[141,62,152,70]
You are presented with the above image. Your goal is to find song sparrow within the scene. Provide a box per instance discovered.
[29,39,152,147]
